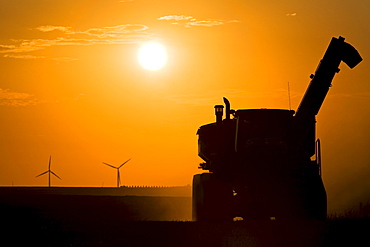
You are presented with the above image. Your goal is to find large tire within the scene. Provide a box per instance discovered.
[192,173,233,221]
[286,176,327,220]
[240,177,326,221]
[304,177,327,220]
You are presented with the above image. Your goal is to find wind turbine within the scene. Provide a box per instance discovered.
[35,156,61,187]
[103,158,131,188]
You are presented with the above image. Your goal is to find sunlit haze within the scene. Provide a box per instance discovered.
[1,0,370,213]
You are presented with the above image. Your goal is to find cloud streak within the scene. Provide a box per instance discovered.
[0,88,87,107]
[3,54,79,62]
[286,13,297,17]
[157,15,194,21]
[78,24,149,38]
[35,25,72,32]
[158,15,241,28]
[0,24,151,60]
[0,89,42,107]
[1,16,239,60]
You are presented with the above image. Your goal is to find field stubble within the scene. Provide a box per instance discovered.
[1,192,369,246]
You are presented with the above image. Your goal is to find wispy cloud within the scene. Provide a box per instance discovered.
[78,24,149,38]
[0,24,151,60]
[286,13,297,17]
[157,15,194,21]
[158,15,241,28]
[186,19,240,28]
[0,88,41,107]
[0,88,88,107]
[35,25,72,32]
[186,20,225,27]
[4,54,79,62]
[3,54,46,59]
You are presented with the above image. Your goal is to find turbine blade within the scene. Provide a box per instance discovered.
[103,162,117,169]
[50,171,61,180]
[118,158,131,169]
[36,171,48,178]
[49,156,52,170]
[118,170,121,187]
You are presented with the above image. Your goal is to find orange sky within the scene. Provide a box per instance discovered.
[1,0,370,211]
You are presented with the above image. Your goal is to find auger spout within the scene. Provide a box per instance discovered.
[295,36,362,126]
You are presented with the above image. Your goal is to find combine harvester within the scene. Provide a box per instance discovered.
[193,36,362,221]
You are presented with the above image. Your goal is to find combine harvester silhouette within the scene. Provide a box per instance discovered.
[193,36,362,221]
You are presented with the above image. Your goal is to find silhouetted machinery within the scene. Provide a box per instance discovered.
[193,36,362,221]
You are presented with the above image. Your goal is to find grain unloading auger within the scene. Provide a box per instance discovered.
[193,36,362,221]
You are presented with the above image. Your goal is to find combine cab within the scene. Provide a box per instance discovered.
[193,37,362,221]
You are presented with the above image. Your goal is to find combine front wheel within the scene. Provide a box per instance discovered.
[192,173,233,221]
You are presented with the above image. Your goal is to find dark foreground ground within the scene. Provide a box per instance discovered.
[1,191,369,247]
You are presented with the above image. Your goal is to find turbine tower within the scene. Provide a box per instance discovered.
[103,158,131,188]
[35,156,61,187]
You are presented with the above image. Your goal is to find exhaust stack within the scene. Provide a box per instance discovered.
[223,97,231,120]
[214,105,224,124]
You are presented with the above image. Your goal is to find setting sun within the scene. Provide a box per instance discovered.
[138,43,167,71]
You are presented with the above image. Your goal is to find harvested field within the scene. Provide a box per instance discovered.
[0,189,369,247]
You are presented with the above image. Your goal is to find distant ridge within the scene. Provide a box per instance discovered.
[122,185,190,189]
[0,185,192,197]
[121,185,191,197]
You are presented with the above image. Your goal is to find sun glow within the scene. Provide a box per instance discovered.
[138,43,167,71]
